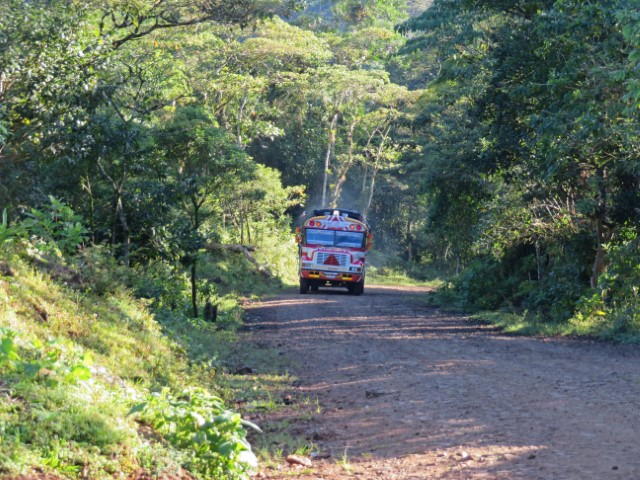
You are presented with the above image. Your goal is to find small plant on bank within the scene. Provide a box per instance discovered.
[570,233,640,342]
[337,447,353,473]
[21,196,88,257]
[0,208,25,255]
[0,327,92,385]
[129,388,261,480]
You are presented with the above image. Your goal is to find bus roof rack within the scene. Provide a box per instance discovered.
[313,208,366,223]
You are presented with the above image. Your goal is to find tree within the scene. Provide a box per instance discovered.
[0,0,112,207]
[305,66,387,206]
[157,105,254,317]
[331,0,408,29]
[351,83,418,214]
[97,0,295,49]
[219,164,305,245]
[397,0,640,316]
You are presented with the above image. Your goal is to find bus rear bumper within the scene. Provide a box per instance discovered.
[300,269,363,284]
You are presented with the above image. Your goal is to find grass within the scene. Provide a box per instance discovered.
[0,259,187,478]
[367,263,445,287]
[248,392,324,464]
[368,268,444,287]
[337,447,353,474]
[473,309,640,343]
[472,311,574,337]
[366,252,448,287]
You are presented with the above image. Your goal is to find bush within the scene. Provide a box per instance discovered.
[0,327,92,385]
[440,256,511,310]
[436,242,588,322]
[74,246,131,295]
[131,261,191,310]
[130,388,260,480]
[22,196,88,256]
[0,208,25,255]
[572,234,640,341]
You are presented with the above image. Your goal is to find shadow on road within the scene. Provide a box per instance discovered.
[246,285,640,480]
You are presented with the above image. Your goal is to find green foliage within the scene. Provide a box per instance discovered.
[0,320,139,478]
[0,327,21,368]
[469,233,640,343]
[132,261,191,310]
[241,18,334,73]
[433,237,590,323]
[439,257,511,311]
[0,327,92,385]
[332,0,408,29]
[216,164,303,283]
[1,0,419,295]
[0,209,25,254]
[571,233,640,342]
[0,253,276,478]
[21,197,88,256]
[398,0,640,332]
[367,265,443,287]
[130,388,259,479]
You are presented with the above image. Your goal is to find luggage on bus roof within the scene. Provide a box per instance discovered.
[313,208,365,222]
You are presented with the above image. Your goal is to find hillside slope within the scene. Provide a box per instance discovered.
[0,255,258,479]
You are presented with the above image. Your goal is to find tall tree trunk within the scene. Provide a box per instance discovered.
[109,189,130,263]
[363,128,389,216]
[97,158,130,263]
[331,119,357,208]
[115,194,131,265]
[406,219,412,262]
[361,167,368,201]
[82,175,96,244]
[191,201,201,318]
[236,93,248,147]
[591,217,613,288]
[535,238,543,283]
[111,195,118,246]
[364,167,378,216]
[246,211,252,244]
[321,113,339,207]
[590,167,613,288]
[218,104,231,131]
[191,260,198,317]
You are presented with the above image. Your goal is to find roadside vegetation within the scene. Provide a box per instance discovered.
[0,199,300,478]
[368,267,442,287]
[401,1,640,343]
[366,255,444,287]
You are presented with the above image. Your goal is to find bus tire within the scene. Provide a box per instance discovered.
[299,278,309,294]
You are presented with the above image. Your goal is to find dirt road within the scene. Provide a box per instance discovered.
[245,285,640,479]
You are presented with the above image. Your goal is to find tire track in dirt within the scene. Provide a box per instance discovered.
[246,285,640,479]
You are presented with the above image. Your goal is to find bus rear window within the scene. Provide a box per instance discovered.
[335,231,364,248]
[305,229,334,245]
[305,229,364,248]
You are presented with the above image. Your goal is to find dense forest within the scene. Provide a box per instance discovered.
[403,0,640,335]
[1,0,425,310]
[2,0,640,477]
